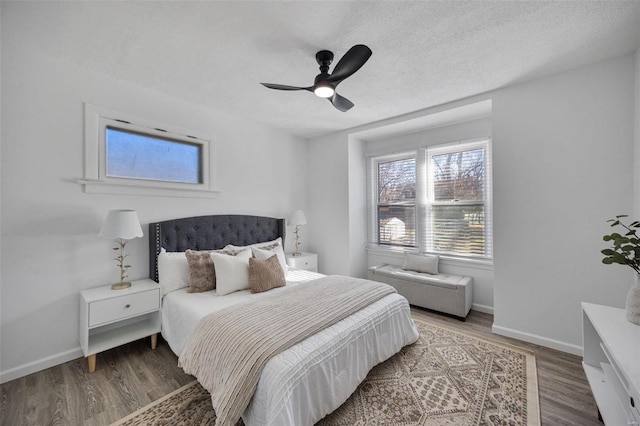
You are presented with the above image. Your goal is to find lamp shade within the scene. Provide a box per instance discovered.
[288,210,307,227]
[99,209,143,240]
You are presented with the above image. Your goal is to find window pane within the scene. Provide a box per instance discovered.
[433,148,484,201]
[378,158,416,203]
[106,126,203,184]
[378,205,416,247]
[431,204,485,256]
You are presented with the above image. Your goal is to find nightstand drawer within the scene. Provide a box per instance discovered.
[286,253,318,272]
[89,289,159,327]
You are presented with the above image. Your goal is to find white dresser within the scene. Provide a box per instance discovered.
[80,279,161,372]
[582,302,640,425]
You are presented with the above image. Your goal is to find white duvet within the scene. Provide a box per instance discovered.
[161,269,419,426]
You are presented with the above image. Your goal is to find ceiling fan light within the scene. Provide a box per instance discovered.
[314,84,334,98]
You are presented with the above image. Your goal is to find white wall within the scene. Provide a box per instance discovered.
[492,54,635,354]
[307,133,350,274]
[347,137,368,278]
[635,48,640,218]
[308,53,636,354]
[0,42,308,382]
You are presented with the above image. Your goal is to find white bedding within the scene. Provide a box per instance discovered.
[161,269,419,426]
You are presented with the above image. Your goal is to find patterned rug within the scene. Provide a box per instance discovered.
[112,319,539,425]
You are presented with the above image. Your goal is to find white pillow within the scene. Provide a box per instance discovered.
[402,253,439,275]
[252,245,287,276]
[157,248,190,296]
[227,237,287,276]
[211,248,252,296]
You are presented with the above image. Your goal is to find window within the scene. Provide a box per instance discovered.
[368,138,492,259]
[375,155,416,247]
[81,104,218,197]
[105,126,203,184]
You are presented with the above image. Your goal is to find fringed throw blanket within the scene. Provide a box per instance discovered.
[178,275,396,426]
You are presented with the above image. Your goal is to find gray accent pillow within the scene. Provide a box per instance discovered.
[249,254,286,293]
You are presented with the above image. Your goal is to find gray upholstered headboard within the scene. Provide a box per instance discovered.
[149,214,285,282]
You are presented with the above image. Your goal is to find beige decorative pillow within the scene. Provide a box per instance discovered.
[249,254,286,293]
[185,249,216,293]
[402,253,439,275]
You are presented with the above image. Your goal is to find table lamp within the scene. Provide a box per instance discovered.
[288,210,307,257]
[99,209,143,290]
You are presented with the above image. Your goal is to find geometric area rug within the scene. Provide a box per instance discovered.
[112,318,540,426]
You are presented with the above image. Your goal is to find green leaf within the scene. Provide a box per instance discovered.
[611,253,629,264]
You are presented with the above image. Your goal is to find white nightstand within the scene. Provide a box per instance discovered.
[286,252,318,272]
[80,278,161,373]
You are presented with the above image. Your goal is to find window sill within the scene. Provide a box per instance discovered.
[366,245,494,271]
[78,180,221,199]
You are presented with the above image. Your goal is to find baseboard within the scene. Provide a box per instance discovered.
[491,324,582,356]
[471,303,493,314]
[0,347,83,384]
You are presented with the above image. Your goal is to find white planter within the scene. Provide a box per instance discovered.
[626,275,640,325]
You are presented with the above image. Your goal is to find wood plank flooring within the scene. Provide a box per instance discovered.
[1,308,601,425]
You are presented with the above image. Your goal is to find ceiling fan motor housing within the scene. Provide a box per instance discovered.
[315,50,334,73]
[314,73,332,85]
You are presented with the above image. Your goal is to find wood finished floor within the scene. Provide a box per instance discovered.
[1,308,601,426]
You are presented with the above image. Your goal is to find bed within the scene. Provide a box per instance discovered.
[149,214,419,426]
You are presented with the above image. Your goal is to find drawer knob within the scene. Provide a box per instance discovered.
[125,304,131,309]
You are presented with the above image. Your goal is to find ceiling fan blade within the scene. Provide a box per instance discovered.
[261,83,312,91]
[326,45,372,85]
[329,92,354,112]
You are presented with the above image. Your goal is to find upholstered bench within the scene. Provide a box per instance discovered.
[368,261,473,319]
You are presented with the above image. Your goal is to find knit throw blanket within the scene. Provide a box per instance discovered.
[178,275,396,426]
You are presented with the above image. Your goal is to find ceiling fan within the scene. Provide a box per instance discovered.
[261,44,372,112]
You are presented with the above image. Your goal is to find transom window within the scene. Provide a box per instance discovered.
[82,104,218,197]
[369,139,492,259]
[105,126,203,184]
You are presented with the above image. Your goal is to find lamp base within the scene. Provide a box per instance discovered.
[111,281,132,290]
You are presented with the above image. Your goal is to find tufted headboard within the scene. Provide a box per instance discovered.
[149,214,285,282]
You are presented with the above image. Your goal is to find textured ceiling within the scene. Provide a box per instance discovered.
[4,1,640,138]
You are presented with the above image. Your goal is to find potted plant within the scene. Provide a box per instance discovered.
[601,215,640,325]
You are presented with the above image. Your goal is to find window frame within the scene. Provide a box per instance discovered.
[80,103,219,198]
[426,139,492,258]
[368,138,492,261]
[373,152,417,248]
